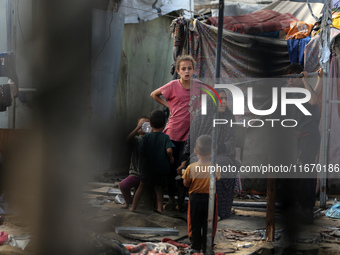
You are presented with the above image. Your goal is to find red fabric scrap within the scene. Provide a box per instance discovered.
[161,238,189,248]
[206,10,297,35]
[0,231,8,245]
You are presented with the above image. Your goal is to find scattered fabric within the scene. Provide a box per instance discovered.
[325,198,340,219]
[0,231,8,245]
[161,238,189,248]
[125,242,178,255]
[125,241,225,255]
[6,235,30,250]
[320,230,340,244]
[206,10,297,35]
[285,21,313,40]
[219,229,263,242]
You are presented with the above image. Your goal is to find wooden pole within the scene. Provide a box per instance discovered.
[206,0,224,254]
[266,178,276,241]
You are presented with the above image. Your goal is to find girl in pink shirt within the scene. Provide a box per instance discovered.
[150,55,202,210]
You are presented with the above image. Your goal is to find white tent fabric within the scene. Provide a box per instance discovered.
[261,0,324,24]
[211,2,266,16]
[211,0,270,17]
[118,0,193,23]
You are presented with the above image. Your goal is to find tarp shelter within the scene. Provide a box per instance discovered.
[170,1,325,184]
[172,1,324,82]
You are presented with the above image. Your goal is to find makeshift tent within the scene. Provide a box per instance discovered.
[171,1,326,183]
[172,1,323,82]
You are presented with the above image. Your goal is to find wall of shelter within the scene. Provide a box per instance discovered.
[112,16,175,172]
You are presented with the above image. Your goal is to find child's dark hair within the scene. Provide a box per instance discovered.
[150,110,166,129]
[285,63,303,75]
[175,55,196,70]
[195,135,212,156]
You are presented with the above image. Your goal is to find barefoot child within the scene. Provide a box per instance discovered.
[150,55,202,210]
[130,110,174,213]
[119,116,150,209]
[182,135,219,254]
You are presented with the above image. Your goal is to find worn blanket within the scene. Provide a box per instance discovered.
[206,10,297,35]
[125,239,224,255]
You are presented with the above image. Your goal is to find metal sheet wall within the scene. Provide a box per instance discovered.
[112,16,174,172]
[91,9,125,172]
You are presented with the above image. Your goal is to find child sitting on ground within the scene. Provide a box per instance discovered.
[182,135,219,254]
[119,116,150,209]
[130,110,174,213]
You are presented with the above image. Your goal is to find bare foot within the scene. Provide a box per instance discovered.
[129,207,136,212]
[121,204,129,209]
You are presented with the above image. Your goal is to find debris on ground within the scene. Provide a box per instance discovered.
[325,198,340,219]
[218,228,281,242]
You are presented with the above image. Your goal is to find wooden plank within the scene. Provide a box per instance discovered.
[266,178,276,241]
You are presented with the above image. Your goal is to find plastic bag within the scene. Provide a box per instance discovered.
[325,198,340,219]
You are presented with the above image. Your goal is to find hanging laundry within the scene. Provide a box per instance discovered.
[311,8,340,36]
[287,37,311,66]
[332,13,340,30]
[285,21,314,40]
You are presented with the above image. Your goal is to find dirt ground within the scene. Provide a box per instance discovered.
[1,184,340,254]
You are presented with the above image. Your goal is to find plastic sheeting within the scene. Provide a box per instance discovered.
[261,0,324,24]
[118,0,193,24]
[211,1,266,17]
[173,18,290,81]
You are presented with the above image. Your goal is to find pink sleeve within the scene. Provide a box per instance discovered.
[159,81,174,101]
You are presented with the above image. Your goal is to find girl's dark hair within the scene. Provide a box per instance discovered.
[175,55,196,70]
[150,110,166,129]
[285,63,303,74]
